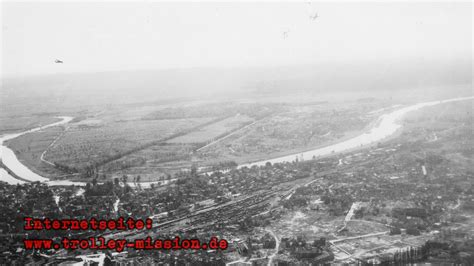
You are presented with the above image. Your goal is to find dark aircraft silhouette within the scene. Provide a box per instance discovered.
[55,59,63,64]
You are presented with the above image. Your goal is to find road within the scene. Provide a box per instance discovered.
[265,229,280,266]
[40,125,70,166]
[330,231,389,244]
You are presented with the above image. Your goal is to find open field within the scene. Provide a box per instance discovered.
[45,118,214,170]
[167,114,254,144]
[89,99,390,180]
[99,143,196,181]
[196,101,377,165]
[4,126,68,178]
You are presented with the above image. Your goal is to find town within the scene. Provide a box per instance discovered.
[1,103,473,264]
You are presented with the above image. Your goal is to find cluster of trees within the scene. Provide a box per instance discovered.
[54,162,79,174]
[83,174,140,197]
[209,160,238,171]
[282,195,308,209]
[84,180,115,197]
[320,194,353,216]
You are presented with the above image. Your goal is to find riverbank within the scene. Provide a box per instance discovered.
[239,96,474,168]
[0,116,73,183]
[233,114,382,167]
[1,96,472,186]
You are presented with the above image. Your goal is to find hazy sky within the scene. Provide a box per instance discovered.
[1,1,472,77]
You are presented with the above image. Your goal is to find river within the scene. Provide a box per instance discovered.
[0,116,78,185]
[239,96,473,168]
[1,96,472,185]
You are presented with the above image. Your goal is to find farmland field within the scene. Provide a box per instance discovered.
[167,114,254,144]
[5,126,68,178]
[98,143,196,181]
[2,99,391,181]
[6,91,462,183]
[196,102,376,165]
[45,117,215,170]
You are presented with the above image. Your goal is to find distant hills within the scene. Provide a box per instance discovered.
[1,59,471,117]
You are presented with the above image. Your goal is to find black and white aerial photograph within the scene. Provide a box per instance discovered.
[1,0,473,265]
